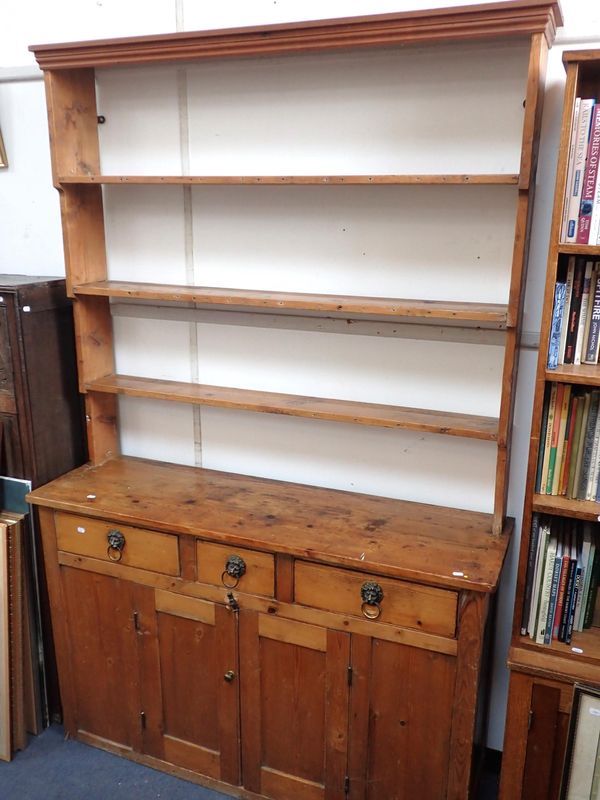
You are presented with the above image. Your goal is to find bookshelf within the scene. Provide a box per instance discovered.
[26,3,561,799]
[499,50,600,800]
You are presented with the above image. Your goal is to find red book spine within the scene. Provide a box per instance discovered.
[553,551,571,640]
[577,105,600,244]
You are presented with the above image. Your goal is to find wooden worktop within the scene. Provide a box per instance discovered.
[27,455,511,593]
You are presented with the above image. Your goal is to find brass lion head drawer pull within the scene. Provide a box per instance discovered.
[361,581,384,619]
[221,554,247,588]
[107,529,126,562]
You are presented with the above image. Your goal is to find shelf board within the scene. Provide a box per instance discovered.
[512,632,600,681]
[73,281,510,328]
[86,373,500,441]
[58,174,520,186]
[532,493,600,521]
[558,243,600,256]
[545,364,600,384]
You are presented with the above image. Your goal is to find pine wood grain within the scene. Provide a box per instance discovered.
[30,1,562,70]
[28,456,512,593]
[73,281,509,327]
[86,373,500,441]
[58,174,520,186]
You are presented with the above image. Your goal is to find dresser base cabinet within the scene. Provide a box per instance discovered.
[29,456,511,800]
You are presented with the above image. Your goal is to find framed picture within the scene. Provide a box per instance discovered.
[0,129,7,168]
[561,684,600,799]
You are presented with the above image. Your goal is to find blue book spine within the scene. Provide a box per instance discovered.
[548,282,567,369]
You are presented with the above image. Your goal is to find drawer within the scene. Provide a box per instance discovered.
[294,561,457,637]
[196,540,275,597]
[55,512,180,576]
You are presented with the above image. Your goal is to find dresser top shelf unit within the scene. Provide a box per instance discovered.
[30,1,562,535]
[28,455,512,594]
[30,0,562,69]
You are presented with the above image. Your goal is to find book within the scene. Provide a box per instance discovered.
[567,393,586,497]
[528,519,550,639]
[552,384,571,495]
[581,538,596,628]
[574,260,594,364]
[577,104,600,244]
[571,391,592,499]
[566,98,595,242]
[544,532,563,644]
[553,530,572,640]
[584,547,600,628]
[541,383,558,492]
[561,97,581,242]
[521,513,541,635]
[547,282,567,370]
[564,257,586,363]
[586,405,600,500]
[559,531,577,641]
[535,384,552,493]
[577,390,600,499]
[535,530,559,644]
[559,392,578,496]
[584,269,600,363]
[558,258,575,365]
[574,524,593,631]
[566,534,583,644]
[546,383,565,494]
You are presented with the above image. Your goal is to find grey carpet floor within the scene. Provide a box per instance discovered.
[0,725,500,799]
[0,726,227,800]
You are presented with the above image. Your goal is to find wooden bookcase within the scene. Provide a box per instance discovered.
[26,3,561,799]
[499,50,600,800]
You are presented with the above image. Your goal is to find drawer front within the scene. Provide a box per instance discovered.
[55,512,180,576]
[196,540,275,597]
[294,561,457,637]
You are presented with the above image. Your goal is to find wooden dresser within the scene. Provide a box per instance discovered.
[26,2,562,798]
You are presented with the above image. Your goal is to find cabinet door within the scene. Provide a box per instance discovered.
[137,589,240,785]
[240,611,350,800]
[348,635,456,800]
[60,566,143,750]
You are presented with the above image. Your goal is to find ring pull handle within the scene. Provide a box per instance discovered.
[221,554,247,589]
[107,529,126,562]
[360,581,384,620]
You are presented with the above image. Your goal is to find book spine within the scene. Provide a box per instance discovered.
[584,548,600,628]
[577,105,600,244]
[547,283,567,370]
[541,384,558,493]
[559,550,576,641]
[566,99,595,243]
[561,97,581,242]
[580,539,596,629]
[546,383,565,494]
[552,385,571,495]
[544,547,563,644]
[535,384,552,493]
[536,535,558,644]
[553,548,571,640]
[584,269,600,363]
[574,260,594,364]
[568,394,585,497]
[559,259,575,364]
[521,513,541,635]
[586,408,600,500]
[565,567,582,644]
[529,523,549,639]
[559,393,578,496]
[577,391,600,499]
[564,258,586,363]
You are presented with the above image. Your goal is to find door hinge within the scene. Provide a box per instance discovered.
[347,666,353,687]
[140,710,146,730]
[344,775,350,796]
[133,611,140,633]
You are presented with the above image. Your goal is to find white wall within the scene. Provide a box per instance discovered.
[2,0,600,751]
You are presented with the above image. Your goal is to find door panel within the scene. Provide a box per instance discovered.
[240,611,350,800]
[349,635,456,800]
[139,589,240,784]
[60,567,142,750]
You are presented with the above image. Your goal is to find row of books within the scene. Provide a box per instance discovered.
[535,384,600,500]
[521,515,600,644]
[561,96,600,245]
[547,257,600,368]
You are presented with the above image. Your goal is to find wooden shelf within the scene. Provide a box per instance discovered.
[58,174,520,186]
[514,630,600,671]
[557,243,600,256]
[532,493,600,521]
[545,363,600,383]
[74,281,510,328]
[86,373,500,441]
